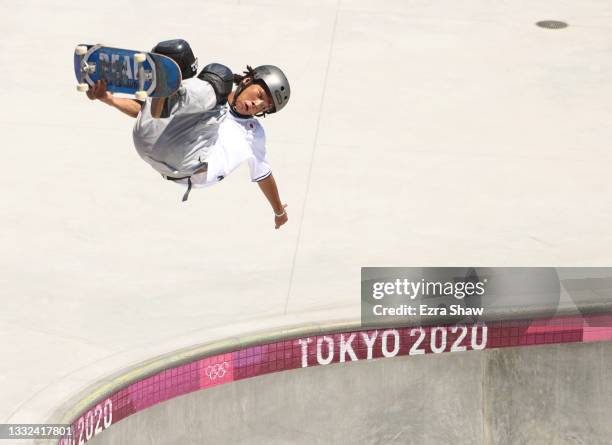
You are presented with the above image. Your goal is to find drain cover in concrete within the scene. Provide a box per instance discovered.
[536,20,569,29]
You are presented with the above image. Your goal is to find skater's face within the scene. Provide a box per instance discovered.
[230,78,273,116]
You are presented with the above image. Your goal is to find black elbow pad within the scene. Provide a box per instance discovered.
[197,63,233,105]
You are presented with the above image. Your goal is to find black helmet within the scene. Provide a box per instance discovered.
[151,39,198,80]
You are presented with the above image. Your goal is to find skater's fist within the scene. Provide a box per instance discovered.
[274,204,288,230]
[87,80,112,103]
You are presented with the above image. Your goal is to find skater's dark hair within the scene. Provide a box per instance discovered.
[233,65,257,85]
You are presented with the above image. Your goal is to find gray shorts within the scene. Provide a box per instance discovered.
[132,78,227,178]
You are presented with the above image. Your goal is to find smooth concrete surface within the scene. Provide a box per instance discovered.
[86,341,612,445]
[2,0,612,436]
[484,342,612,444]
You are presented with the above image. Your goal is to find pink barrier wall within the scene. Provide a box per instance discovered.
[60,313,612,445]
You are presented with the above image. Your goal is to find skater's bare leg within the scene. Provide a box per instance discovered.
[150,97,167,118]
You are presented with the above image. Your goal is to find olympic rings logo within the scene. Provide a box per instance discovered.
[205,362,229,380]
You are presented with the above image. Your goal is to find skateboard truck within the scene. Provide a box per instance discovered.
[134,53,148,100]
[75,45,91,92]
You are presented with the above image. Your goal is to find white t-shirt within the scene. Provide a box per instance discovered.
[175,109,272,188]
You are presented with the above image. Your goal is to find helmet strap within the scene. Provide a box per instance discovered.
[230,74,252,117]
[229,107,251,119]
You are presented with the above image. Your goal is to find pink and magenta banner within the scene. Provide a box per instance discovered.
[60,313,612,445]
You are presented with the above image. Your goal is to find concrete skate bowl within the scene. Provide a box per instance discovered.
[53,312,612,445]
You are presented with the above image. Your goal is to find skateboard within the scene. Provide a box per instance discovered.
[73,44,182,99]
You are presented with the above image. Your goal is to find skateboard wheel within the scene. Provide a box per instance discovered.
[76,83,89,92]
[135,91,148,100]
[75,45,88,56]
[134,53,146,63]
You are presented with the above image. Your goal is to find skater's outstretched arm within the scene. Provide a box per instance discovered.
[257,174,288,229]
[87,80,142,118]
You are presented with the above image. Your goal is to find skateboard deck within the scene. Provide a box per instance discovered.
[73,44,182,99]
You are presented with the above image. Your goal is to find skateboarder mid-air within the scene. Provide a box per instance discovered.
[86,39,290,229]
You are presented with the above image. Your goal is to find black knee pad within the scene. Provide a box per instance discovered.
[152,39,198,80]
[197,63,233,105]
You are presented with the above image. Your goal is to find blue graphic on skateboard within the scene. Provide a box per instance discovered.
[73,44,182,99]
